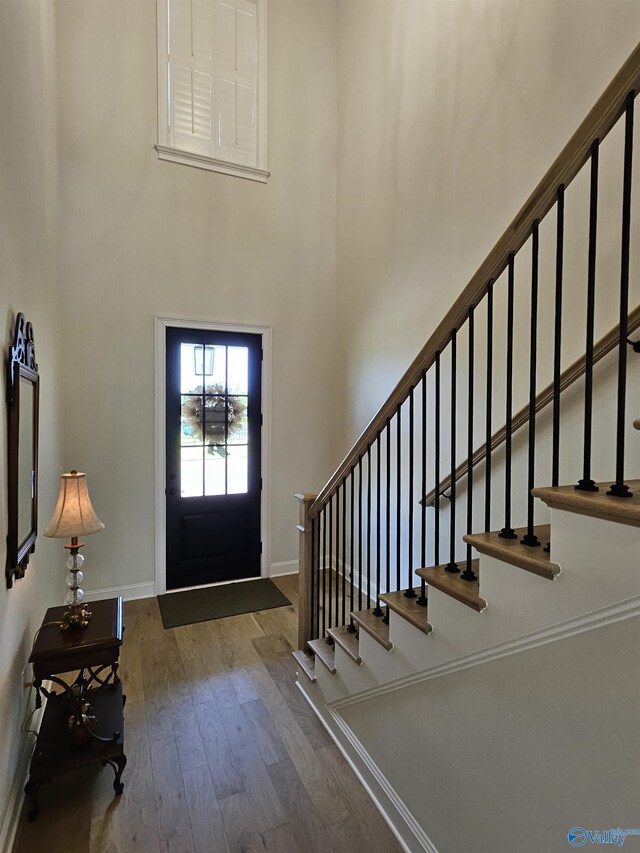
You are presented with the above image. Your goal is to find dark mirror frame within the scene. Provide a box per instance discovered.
[6,313,40,588]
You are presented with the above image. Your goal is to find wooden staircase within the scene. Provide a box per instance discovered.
[290,44,640,853]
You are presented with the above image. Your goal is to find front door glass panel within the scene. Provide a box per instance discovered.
[179,343,249,498]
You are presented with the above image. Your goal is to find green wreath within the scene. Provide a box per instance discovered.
[182,384,247,454]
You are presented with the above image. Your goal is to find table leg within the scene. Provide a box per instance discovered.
[24,777,44,822]
[103,754,127,795]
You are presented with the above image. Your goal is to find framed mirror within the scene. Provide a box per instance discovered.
[6,313,39,587]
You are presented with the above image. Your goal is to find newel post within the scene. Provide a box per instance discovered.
[295,493,317,651]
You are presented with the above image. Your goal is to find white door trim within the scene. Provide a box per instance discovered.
[154,315,272,596]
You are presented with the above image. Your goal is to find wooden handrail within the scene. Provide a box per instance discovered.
[422,306,640,506]
[309,42,640,520]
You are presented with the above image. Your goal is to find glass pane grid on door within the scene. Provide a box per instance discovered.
[179,342,249,497]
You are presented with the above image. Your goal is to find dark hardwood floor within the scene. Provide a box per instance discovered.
[13,575,401,853]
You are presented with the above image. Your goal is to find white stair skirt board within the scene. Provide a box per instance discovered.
[296,679,438,853]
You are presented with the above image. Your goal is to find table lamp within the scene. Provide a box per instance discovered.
[44,470,104,630]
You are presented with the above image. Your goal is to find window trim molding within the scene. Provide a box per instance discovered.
[155,0,269,180]
[154,144,270,182]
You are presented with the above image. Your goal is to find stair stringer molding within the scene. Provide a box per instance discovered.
[294,509,640,852]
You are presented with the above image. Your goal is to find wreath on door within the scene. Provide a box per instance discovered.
[181,384,248,453]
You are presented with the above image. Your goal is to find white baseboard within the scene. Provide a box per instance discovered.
[269,560,298,577]
[1,687,48,853]
[0,739,31,853]
[296,680,438,853]
[84,569,300,602]
[84,582,156,603]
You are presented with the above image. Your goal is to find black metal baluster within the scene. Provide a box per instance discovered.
[348,467,356,632]
[521,221,541,547]
[335,483,340,629]
[434,352,441,564]
[462,307,477,581]
[310,515,316,638]
[406,387,417,597]
[608,91,635,499]
[484,281,494,532]
[322,504,327,638]
[576,141,600,492]
[358,456,363,611]
[500,253,517,539]
[366,444,372,610]
[552,185,565,489]
[327,496,334,639]
[341,479,347,626]
[396,403,402,590]
[446,330,460,573]
[315,509,321,639]
[418,370,428,606]
[384,418,391,623]
[374,437,383,615]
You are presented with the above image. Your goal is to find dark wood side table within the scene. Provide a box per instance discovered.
[24,597,127,821]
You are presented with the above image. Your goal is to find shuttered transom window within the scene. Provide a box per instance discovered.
[156,0,268,182]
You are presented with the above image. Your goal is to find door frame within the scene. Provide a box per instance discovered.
[154,316,272,595]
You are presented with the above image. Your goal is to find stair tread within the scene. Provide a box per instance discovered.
[379,587,433,635]
[351,609,393,651]
[328,624,362,664]
[532,480,640,527]
[292,649,316,683]
[308,638,337,674]
[415,560,486,612]
[464,525,560,580]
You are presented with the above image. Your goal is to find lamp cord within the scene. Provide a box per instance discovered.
[32,620,64,647]
[22,620,65,735]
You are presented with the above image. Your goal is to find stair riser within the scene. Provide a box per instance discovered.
[333,644,380,694]
[388,612,433,671]
[548,508,640,592]
[312,654,351,703]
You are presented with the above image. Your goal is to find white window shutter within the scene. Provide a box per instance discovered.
[168,0,214,155]
[214,0,258,167]
[159,0,266,177]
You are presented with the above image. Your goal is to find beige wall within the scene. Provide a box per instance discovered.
[336,0,640,444]
[54,0,339,592]
[0,0,64,841]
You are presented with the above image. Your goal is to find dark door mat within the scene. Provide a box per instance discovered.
[157,578,291,629]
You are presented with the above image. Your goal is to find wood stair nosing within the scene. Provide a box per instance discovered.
[415,560,486,612]
[378,587,433,635]
[307,638,337,675]
[350,608,393,651]
[327,624,362,665]
[292,649,316,683]
[463,524,560,581]
[532,480,640,528]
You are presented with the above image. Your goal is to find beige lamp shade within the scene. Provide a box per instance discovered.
[43,470,105,539]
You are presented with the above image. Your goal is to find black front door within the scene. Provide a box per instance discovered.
[165,327,262,590]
